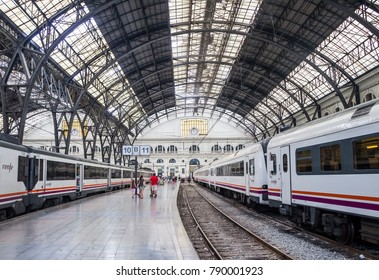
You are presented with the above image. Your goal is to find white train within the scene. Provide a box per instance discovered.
[0,134,153,221]
[194,99,379,244]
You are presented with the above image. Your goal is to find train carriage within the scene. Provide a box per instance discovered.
[0,134,140,221]
[267,99,379,243]
[194,100,379,244]
[194,140,270,206]
[0,136,30,220]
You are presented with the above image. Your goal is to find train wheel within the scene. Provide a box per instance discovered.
[334,221,355,244]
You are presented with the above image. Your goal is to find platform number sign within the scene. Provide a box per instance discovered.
[122,145,151,156]
[139,145,151,156]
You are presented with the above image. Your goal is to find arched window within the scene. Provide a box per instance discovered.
[323,111,330,117]
[169,158,176,163]
[189,145,200,153]
[334,107,341,113]
[211,145,222,153]
[236,144,245,151]
[189,159,200,166]
[157,159,164,163]
[155,145,165,153]
[363,93,376,102]
[144,159,151,163]
[167,145,178,153]
[224,144,234,153]
[70,146,80,154]
[95,146,101,153]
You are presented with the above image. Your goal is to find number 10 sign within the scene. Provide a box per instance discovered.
[122,145,151,156]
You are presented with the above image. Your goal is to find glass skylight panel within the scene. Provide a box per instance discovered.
[363,4,379,30]
[318,15,379,79]
[170,0,261,111]
[2,1,142,129]
[247,3,379,127]
[2,1,72,35]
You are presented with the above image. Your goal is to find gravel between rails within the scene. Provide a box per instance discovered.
[180,184,365,260]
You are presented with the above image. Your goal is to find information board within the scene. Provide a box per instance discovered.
[122,145,151,156]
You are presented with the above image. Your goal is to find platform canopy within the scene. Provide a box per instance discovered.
[1,0,379,145]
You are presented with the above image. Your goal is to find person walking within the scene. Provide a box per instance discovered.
[150,173,159,198]
[137,175,145,198]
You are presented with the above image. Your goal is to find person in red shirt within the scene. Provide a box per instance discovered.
[150,173,159,198]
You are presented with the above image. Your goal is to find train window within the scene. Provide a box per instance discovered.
[46,160,75,180]
[17,156,28,184]
[320,144,341,171]
[39,159,44,180]
[353,136,379,170]
[270,154,277,175]
[239,161,244,176]
[296,149,312,173]
[352,102,375,119]
[123,170,132,178]
[230,161,244,176]
[111,169,121,178]
[84,166,108,179]
[249,158,255,175]
[283,154,288,173]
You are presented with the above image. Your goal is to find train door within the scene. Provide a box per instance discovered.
[107,168,112,191]
[280,146,291,205]
[39,158,46,191]
[28,156,40,191]
[76,164,83,195]
[245,155,251,196]
[210,167,215,187]
[268,148,281,206]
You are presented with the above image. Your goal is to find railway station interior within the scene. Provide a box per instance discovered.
[0,0,379,262]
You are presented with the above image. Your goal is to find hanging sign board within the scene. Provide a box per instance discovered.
[122,145,151,156]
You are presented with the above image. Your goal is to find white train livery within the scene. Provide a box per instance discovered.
[194,100,379,244]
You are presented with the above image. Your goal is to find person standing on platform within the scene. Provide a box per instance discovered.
[150,173,159,198]
[131,179,139,198]
[137,175,145,199]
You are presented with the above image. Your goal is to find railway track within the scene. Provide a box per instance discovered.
[186,182,379,260]
[179,183,293,260]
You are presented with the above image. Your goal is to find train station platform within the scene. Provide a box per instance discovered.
[0,181,199,260]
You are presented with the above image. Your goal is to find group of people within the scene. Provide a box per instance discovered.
[132,173,159,199]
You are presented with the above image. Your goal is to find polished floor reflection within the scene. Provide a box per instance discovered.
[0,182,198,260]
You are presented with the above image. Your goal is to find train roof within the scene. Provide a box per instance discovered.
[195,140,268,171]
[268,99,379,148]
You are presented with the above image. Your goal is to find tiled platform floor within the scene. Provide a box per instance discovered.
[0,182,198,260]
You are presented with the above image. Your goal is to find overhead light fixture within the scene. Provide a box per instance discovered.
[366,145,378,149]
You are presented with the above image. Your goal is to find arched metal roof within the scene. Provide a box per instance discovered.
[1,0,379,160]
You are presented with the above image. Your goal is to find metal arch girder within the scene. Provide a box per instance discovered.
[58,20,364,130]
[70,27,319,105]
[14,0,120,142]
[109,2,166,115]
[8,3,378,141]
[101,60,306,129]
[78,55,307,130]
[323,0,379,39]
[62,27,359,125]
[173,27,347,106]
[69,68,282,137]
[117,80,281,130]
